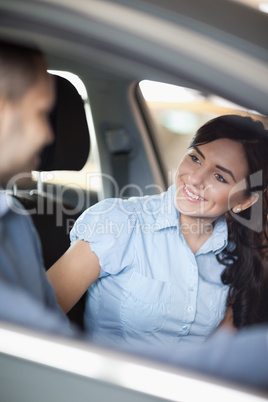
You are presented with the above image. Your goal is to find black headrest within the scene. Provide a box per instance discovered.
[38,74,90,171]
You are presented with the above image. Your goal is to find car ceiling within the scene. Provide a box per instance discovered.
[0,0,267,114]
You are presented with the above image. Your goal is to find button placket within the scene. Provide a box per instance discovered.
[186,261,198,322]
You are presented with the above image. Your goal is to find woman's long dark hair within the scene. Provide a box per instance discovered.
[190,115,268,328]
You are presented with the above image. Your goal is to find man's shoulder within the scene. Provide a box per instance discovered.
[0,195,38,242]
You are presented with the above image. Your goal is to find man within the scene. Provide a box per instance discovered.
[0,40,72,335]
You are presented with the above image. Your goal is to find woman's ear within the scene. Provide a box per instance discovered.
[232,193,259,213]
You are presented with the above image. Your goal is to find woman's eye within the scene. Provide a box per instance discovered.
[215,173,227,183]
[189,154,200,164]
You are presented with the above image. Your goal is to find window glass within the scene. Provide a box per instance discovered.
[139,80,268,182]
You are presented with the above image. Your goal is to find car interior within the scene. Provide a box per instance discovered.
[0,0,268,401]
[10,72,268,330]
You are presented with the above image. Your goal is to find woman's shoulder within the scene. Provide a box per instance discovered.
[79,186,173,221]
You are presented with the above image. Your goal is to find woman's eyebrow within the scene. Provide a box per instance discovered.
[194,145,237,182]
[215,165,237,182]
[193,146,205,159]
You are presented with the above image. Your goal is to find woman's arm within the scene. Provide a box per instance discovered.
[46,239,101,313]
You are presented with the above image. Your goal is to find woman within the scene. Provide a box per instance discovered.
[47,115,268,346]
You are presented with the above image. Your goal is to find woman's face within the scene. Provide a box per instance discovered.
[175,138,249,222]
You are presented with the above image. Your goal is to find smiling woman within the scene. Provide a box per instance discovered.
[181,115,268,328]
[47,114,268,347]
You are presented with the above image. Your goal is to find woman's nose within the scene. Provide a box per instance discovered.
[188,170,206,189]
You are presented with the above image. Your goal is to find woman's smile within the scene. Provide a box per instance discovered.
[183,184,207,202]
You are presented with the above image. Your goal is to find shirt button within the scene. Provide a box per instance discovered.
[187,306,193,312]
[182,325,188,331]
[188,286,194,291]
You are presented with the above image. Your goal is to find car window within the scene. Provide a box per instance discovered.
[138,80,268,184]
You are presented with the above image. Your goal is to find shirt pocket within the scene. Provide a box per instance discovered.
[120,271,171,333]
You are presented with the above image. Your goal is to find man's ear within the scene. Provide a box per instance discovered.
[232,193,259,214]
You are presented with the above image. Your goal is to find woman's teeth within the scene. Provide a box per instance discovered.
[185,185,205,200]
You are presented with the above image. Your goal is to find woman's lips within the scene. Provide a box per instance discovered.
[183,184,206,202]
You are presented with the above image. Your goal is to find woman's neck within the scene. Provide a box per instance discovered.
[180,214,215,254]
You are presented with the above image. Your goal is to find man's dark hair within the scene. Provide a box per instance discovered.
[0,41,45,100]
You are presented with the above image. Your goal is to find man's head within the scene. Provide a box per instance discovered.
[0,41,54,185]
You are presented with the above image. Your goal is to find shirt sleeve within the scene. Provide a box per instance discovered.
[70,198,137,277]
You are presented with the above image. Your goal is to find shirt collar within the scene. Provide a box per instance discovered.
[0,190,10,218]
[153,185,179,231]
[196,215,228,255]
[209,215,228,254]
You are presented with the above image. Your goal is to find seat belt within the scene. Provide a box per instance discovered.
[105,127,132,198]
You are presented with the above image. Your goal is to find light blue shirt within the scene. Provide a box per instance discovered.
[71,185,229,347]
